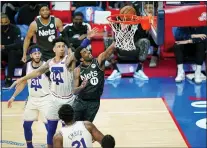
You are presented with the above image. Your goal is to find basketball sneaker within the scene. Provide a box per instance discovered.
[107,70,121,80]
[133,70,149,80]
[175,70,185,83]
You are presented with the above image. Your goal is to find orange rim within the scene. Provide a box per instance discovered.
[107,14,150,25]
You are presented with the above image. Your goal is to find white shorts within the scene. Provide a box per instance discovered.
[46,94,76,120]
[24,94,50,123]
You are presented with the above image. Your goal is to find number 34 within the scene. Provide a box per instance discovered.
[72,138,87,148]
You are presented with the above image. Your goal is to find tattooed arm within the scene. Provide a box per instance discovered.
[9,61,50,89]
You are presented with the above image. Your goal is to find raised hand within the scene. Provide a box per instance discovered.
[87,27,99,39]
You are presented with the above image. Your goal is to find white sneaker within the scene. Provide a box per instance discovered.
[107,70,121,80]
[149,56,158,67]
[194,72,202,84]
[133,70,149,80]
[175,70,185,83]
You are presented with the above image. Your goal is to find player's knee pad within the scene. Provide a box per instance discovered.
[23,121,33,141]
[47,120,58,145]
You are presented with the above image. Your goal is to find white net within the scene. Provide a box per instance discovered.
[108,15,139,51]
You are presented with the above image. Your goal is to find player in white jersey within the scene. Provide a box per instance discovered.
[53,104,104,148]
[10,28,99,148]
[7,45,50,148]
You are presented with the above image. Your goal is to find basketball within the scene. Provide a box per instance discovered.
[120,6,137,15]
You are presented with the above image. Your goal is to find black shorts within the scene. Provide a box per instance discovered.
[72,98,100,122]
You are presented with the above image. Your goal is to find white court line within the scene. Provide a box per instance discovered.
[194,111,207,114]
[2,110,167,117]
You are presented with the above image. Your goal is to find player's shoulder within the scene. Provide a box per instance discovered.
[46,58,54,67]
[63,23,73,29]
[30,21,37,29]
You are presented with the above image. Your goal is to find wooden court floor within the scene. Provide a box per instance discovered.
[1,99,187,147]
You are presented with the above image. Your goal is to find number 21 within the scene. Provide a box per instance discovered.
[72,138,87,148]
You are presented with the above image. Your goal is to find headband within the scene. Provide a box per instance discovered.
[30,48,41,54]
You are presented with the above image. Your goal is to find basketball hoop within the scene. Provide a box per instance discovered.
[107,14,151,51]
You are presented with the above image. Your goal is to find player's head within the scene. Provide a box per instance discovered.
[39,4,50,19]
[53,37,67,57]
[101,135,115,148]
[73,12,84,29]
[74,47,93,63]
[58,104,74,124]
[144,3,154,15]
[29,45,42,63]
[1,13,10,32]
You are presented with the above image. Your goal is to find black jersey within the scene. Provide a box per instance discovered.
[36,16,57,60]
[78,58,105,100]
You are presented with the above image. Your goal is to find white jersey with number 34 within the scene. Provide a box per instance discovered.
[60,121,93,148]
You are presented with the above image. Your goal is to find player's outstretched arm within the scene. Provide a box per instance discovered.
[72,67,87,95]
[9,62,50,89]
[53,132,63,148]
[97,41,116,65]
[84,121,104,144]
[7,80,27,108]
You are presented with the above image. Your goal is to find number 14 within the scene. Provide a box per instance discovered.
[72,138,87,148]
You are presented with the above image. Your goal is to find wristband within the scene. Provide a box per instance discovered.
[81,38,90,48]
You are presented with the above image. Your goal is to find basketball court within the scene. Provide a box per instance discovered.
[2,98,188,147]
[1,77,206,147]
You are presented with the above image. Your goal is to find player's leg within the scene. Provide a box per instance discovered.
[46,96,75,147]
[134,38,150,80]
[46,97,59,148]
[38,95,51,132]
[84,100,100,122]
[72,97,86,121]
[23,97,39,148]
[23,109,38,148]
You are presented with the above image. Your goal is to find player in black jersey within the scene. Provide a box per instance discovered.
[73,36,116,122]
[22,4,64,62]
